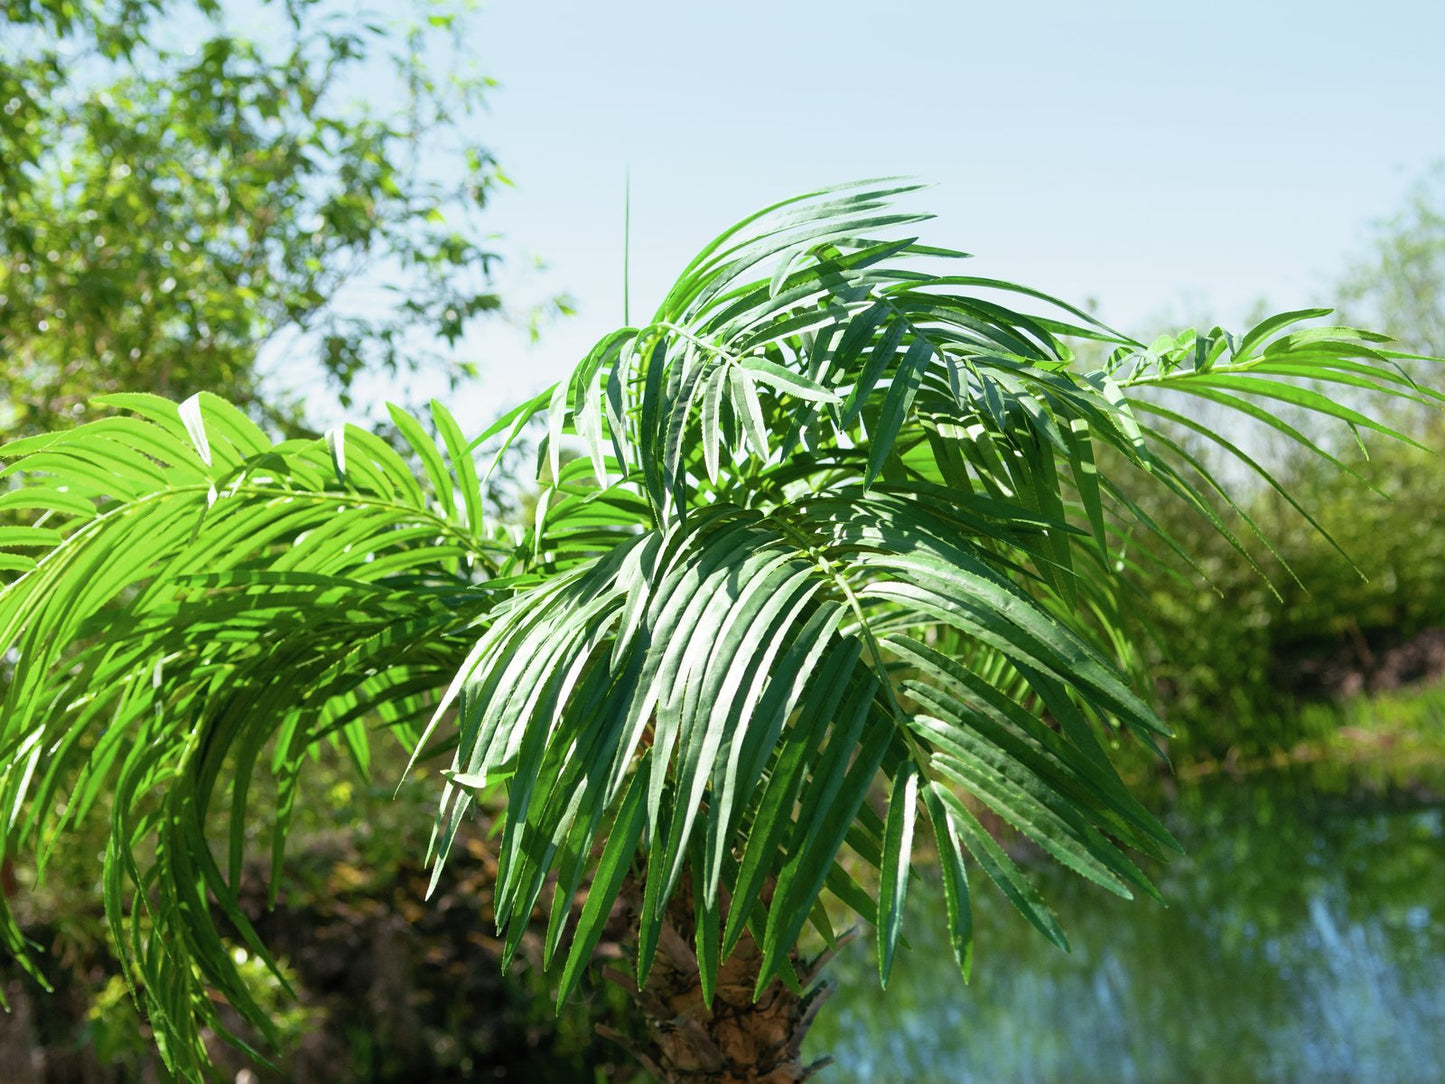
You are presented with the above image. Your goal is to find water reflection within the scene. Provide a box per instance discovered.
[809,768,1445,1083]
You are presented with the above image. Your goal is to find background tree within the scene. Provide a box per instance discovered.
[1339,161,1445,359]
[0,184,1437,1082]
[1114,162,1445,764]
[1,0,516,436]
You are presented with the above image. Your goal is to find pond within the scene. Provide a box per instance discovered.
[807,766,1445,1083]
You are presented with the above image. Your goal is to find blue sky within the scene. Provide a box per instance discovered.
[338,0,1445,429]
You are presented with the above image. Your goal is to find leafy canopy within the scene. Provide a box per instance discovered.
[0,182,1438,1079]
[1,0,509,435]
[1340,160,1445,359]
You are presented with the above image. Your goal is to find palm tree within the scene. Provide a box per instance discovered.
[1,183,1437,1082]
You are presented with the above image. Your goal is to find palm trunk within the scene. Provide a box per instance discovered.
[598,874,841,1084]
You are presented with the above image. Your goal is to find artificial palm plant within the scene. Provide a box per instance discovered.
[1,183,1437,1082]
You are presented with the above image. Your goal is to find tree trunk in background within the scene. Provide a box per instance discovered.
[600,875,839,1084]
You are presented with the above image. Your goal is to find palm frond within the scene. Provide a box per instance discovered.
[0,393,502,1076]
[1,183,1438,1079]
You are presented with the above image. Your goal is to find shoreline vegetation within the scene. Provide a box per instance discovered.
[1162,674,1445,789]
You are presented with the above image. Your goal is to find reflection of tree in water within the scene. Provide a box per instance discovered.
[811,768,1445,1084]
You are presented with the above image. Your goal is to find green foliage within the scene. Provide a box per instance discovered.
[1340,161,1445,358]
[85,949,316,1068]
[1107,163,1445,764]
[1136,408,1445,761]
[1298,680,1445,788]
[1,0,508,434]
[0,183,1437,1080]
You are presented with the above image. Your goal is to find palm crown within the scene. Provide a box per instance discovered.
[1,182,1437,1079]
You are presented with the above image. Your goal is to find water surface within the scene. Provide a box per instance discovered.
[808,768,1445,1083]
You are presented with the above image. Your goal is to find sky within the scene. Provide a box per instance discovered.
[328,0,1445,430]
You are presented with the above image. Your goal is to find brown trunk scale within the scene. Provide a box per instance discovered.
[597,873,846,1084]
